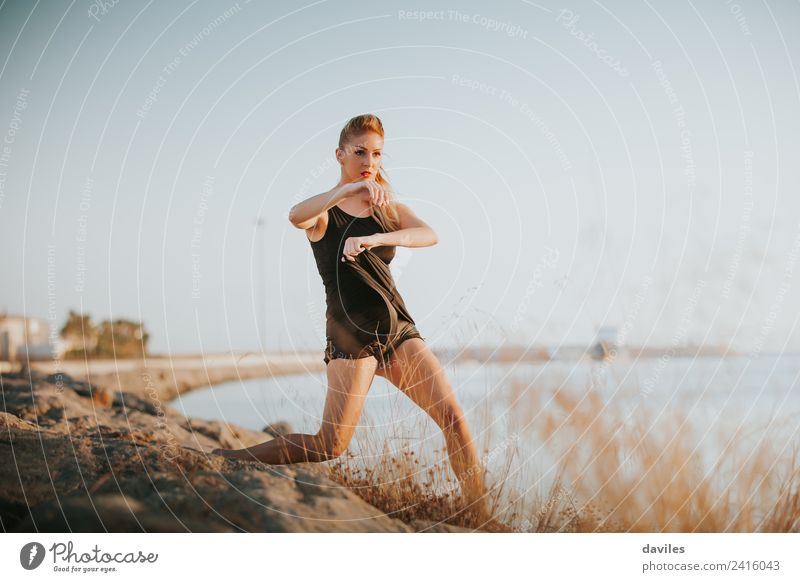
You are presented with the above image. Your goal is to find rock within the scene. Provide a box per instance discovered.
[0,372,414,533]
[13,493,231,533]
[178,417,264,450]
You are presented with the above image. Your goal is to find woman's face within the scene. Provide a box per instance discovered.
[337,131,383,183]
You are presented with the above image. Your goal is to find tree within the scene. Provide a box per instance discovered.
[94,318,149,358]
[59,310,98,359]
[59,311,149,359]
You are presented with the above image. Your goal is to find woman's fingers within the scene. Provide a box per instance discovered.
[372,184,385,207]
[354,181,391,207]
[341,236,374,261]
[341,238,361,261]
[365,181,392,207]
[362,181,388,206]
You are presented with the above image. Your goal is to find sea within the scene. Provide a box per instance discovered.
[172,353,800,505]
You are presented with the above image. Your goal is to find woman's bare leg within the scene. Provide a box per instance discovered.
[212,357,377,463]
[380,339,489,515]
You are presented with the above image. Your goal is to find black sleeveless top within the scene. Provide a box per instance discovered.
[309,204,419,362]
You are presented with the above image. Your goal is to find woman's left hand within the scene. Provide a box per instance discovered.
[342,234,381,262]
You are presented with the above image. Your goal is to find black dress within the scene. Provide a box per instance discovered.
[309,204,424,368]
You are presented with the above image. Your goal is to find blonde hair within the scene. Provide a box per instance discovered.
[338,113,400,231]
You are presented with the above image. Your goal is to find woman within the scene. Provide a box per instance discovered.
[212,114,489,515]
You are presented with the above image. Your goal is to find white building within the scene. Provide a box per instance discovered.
[0,314,53,362]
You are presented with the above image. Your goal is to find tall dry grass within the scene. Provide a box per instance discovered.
[324,393,517,532]
[325,366,800,533]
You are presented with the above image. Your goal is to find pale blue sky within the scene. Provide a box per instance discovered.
[1,0,798,355]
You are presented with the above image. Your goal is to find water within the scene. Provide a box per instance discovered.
[173,353,800,504]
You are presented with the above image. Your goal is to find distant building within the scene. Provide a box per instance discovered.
[0,314,52,362]
[589,325,625,360]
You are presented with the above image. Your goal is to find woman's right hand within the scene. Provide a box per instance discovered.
[343,179,391,207]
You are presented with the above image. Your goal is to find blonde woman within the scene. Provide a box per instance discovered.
[213,114,489,516]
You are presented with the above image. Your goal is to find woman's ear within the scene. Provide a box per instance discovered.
[335,147,343,165]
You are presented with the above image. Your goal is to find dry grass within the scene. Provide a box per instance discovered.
[325,369,800,533]
[327,445,515,532]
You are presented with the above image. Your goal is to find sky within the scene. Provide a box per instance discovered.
[0,0,798,356]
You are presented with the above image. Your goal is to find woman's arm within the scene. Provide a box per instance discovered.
[372,203,438,248]
[288,184,352,230]
[341,202,439,261]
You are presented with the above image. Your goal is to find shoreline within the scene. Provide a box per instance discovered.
[25,351,325,403]
[12,344,775,404]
